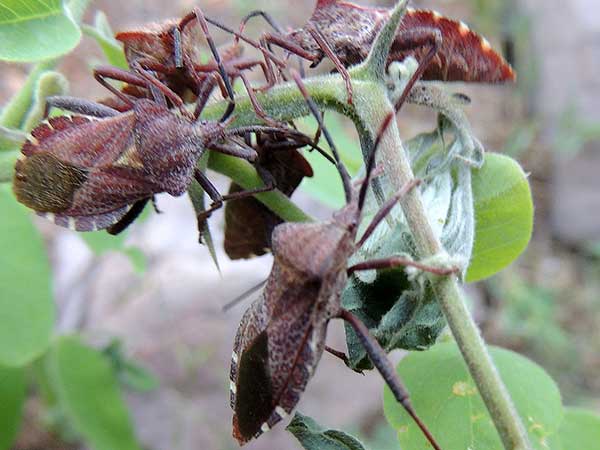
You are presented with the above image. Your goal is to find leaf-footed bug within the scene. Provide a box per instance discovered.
[228,50,458,446]
[238,0,515,87]
[116,7,293,124]
[223,130,318,260]
[11,45,294,236]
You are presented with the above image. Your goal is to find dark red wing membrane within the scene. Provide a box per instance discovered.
[394,9,516,82]
[230,265,326,444]
[306,0,515,83]
[224,149,313,260]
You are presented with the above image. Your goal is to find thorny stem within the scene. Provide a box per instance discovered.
[202,73,532,450]
[361,88,532,450]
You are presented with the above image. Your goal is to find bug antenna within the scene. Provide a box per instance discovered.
[190,8,236,122]
[291,70,352,204]
[223,279,267,312]
[198,15,286,69]
[238,10,283,38]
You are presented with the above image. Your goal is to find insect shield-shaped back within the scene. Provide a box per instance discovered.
[13,99,223,232]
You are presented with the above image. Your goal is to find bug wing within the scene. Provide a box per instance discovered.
[15,112,160,231]
[224,149,313,259]
[230,265,326,444]
[394,9,516,82]
[22,114,136,167]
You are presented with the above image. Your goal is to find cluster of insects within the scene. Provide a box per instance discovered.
[12,0,515,447]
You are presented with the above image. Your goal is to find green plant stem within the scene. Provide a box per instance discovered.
[353,85,532,449]
[208,153,313,223]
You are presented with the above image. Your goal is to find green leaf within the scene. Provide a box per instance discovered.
[557,408,600,450]
[0,63,55,131]
[82,11,128,69]
[47,336,141,450]
[0,365,26,449]
[0,0,82,62]
[188,153,220,272]
[298,114,362,208]
[383,343,563,450]
[287,412,367,450]
[0,185,54,366]
[466,153,533,282]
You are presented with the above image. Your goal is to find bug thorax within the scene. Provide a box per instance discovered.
[116,20,179,67]
[288,0,390,66]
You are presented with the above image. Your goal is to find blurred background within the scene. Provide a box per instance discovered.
[1,0,600,449]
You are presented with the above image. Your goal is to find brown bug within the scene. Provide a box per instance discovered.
[115,7,290,122]
[238,0,515,85]
[228,51,456,446]
[222,127,336,260]
[12,46,286,235]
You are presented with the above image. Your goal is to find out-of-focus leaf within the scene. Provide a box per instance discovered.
[0,63,54,131]
[0,365,25,449]
[287,412,367,450]
[557,408,600,450]
[384,343,563,450]
[0,0,81,62]
[0,151,18,183]
[82,11,128,69]
[0,185,54,367]
[22,70,69,132]
[466,153,533,282]
[298,114,362,208]
[103,340,159,392]
[47,336,142,450]
[0,126,26,151]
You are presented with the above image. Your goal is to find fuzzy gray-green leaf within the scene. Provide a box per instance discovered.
[287,412,367,450]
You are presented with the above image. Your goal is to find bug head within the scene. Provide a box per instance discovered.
[13,152,88,214]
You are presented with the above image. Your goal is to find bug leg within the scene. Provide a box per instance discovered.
[324,346,364,375]
[339,309,442,450]
[93,66,148,108]
[184,8,237,121]
[306,25,354,104]
[209,141,258,162]
[44,96,120,118]
[356,179,421,247]
[128,63,193,118]
[389,28,443,112]
[347,256,459,277]
[106,198,150,235]
[238,72,284,127]
[238,10,284,37]
[193,168,275,225]
[223,279,267,312]
[291,70,353,203]
[151,195,162,214]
